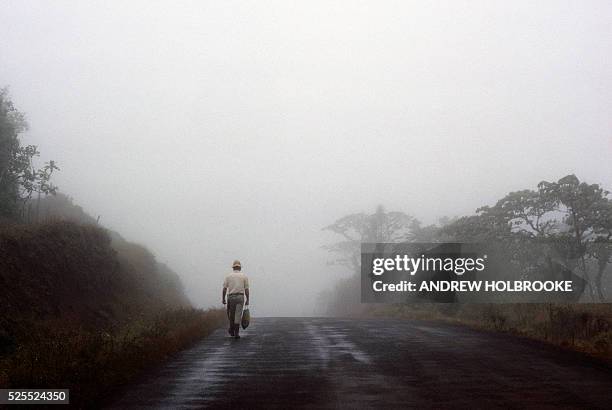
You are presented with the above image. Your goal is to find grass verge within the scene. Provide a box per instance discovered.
[366,303,612,360]
[0,308,225,407]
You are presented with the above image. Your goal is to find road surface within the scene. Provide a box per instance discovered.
[110,317,612,409]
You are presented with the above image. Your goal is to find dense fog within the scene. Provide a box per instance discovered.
[1,1,610,315]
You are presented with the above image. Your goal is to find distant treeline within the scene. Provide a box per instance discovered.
[320,176,612,358]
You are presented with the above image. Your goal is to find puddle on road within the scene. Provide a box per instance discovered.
[307,324,372,366]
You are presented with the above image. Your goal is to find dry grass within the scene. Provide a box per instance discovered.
[366,303,612,360]
[0,308,225,407]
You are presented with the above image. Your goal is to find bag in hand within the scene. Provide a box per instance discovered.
[241,308,250,329]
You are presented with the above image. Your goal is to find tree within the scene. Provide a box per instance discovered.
[480,189,557,238]
[442,175,612,301]
[589,198,612,300]
[538,175,612,300]
[323,205,416,273]
[0,88,58,221]
[321,205,417,316]
[0,88,26,218]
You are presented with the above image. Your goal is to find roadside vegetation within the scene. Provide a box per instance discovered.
[0,309,225,406]
[321,176,612,360]
[0,89,225,406]
[365,303,612,360]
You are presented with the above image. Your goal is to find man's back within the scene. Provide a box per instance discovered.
[223,271,249,295]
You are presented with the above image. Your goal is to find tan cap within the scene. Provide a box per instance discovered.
[232,260,241,269]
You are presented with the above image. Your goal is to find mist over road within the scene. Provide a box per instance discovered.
[111,318,612,409]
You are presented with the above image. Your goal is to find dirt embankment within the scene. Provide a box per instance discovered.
[0,220,225,405]
[0,221,189,338]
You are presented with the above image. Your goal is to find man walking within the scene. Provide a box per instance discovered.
[222,260,250,339]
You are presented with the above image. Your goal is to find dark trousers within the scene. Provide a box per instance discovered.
[227,294,244,326]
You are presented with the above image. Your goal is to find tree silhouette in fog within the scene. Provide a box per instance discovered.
[322,176,612,315]
[0,88,58,221]
[323,205,416,274]
[443,175,612,301]
[320,206,416,316]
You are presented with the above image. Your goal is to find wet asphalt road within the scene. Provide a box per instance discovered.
[109,317,612,409]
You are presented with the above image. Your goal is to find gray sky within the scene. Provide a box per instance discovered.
[1,0,611,315]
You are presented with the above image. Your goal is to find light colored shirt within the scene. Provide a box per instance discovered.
[223,271,249,295]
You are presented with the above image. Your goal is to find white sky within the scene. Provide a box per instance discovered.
[1,0,611,315]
